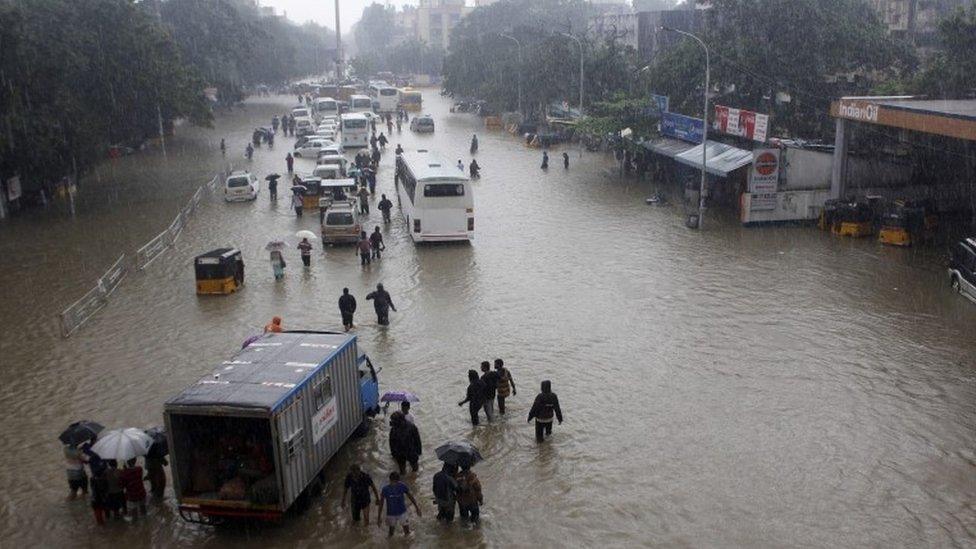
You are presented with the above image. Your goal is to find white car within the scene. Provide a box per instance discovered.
[294,117,314,137]
[314,129,337,142]
[293,138,332,158]
[224,171,259,202]
[318,144,343,157]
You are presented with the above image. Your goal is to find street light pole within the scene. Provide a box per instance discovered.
[499,34,522,117]
[662,26,709,230]
[558,31,584,157]
[334,0,343,80]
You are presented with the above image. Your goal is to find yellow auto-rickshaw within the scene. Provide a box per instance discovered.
[195,248,244,295]
[300,177,323,211]
[878,199,938,247]
[832,201,876,238]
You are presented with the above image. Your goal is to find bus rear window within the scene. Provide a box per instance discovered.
[353,99,372,108]
[343,120,367,129]
[424,184,465,197]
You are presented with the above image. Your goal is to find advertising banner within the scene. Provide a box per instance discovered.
[643,94,670,117]
[661,112,704,144]
[312,399,338,444]
[714,105,770,142]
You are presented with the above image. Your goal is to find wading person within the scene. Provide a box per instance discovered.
[64,444,88,499]
[264,316,283,333]
[357,232,372,266]
[339,288,357,331]
[400,401,415,425]
[342,464,379,526]
[495,359,516,415]
[480,361,499,422]
[388,411,422,475]
[377,471,422,537]
[268,174,279,201]
[119,458,147,521]
[541,150,549,170]
[378,194,393,223]
[366,283,397,325]
[89,468,109,525]
[292,192,304,217]
[563,152,570,169]
[285,152,294,173]
[270,250,286,280]
[455,464,483,524]
[358,185,370,215]
[370,226,384,260]
[432,463,458,523]
[527,380,563,443]
[378,132,388,149]
[457,369,486,426]
[298,237,312,267]
[145,454,167,500]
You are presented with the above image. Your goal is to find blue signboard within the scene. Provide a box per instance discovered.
[660,112,704,144]
[641,94,670,117]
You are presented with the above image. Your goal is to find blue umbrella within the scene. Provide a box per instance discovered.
[381,391,420,403]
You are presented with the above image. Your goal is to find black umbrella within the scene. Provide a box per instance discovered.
[434,441,483,467]
[144,426,168,458]
[265,173,281,182]
[59,420,104,446]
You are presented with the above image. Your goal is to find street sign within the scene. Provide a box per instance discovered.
[661,112,704,144]
[749,148,780,194]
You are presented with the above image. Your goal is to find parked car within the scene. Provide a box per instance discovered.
[223,170,259,202]
[948,237,976,304]
[295,118,314,137]
[410,114,435,133]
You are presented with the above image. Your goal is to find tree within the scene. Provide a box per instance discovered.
[914,5,976,99]
[352,3,396,56]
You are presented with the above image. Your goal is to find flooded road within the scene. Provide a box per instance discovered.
[1,93,975,547]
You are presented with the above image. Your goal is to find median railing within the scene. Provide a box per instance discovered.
[58,170,226,338]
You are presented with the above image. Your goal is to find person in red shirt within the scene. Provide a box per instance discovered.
[119,459,147,520]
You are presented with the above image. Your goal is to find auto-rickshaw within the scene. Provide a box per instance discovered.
[195,248,244,295]
[878,199,938,247]
[818,198,841,231]
[831,201,876,237]
[300,177,323,210]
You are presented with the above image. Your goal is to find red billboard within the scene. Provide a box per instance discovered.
[713,105,769,143]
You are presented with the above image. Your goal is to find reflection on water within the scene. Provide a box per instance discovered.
[0,94,974,547]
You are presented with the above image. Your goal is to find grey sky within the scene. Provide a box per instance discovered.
[261,0,419,33]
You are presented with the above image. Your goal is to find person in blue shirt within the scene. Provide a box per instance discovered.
[377,472,422,537]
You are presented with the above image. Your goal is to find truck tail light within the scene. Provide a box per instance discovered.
[414,219,421,233]
[468,217,474,231]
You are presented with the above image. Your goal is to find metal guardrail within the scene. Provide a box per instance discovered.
[59,172,223,338]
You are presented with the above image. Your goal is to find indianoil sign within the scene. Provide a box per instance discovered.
[834,99,880,123]
[831,98,976,141]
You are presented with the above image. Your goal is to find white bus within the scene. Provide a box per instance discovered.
[349,94,373,113]
[372,86,399,113]
[339,113,369,149]
[313,97,339,120]
[396,150,474,243]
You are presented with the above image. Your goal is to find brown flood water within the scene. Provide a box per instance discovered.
[0,93,974,548]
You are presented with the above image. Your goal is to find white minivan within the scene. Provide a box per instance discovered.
[224,170,259,202]
[294,138,332,158]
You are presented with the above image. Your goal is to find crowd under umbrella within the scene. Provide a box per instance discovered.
[435,441,484,468]
[144,426,168,459]
[90,428,153,462]
[58,420,104,446]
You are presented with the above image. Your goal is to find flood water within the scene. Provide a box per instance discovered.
[1,93,974,548]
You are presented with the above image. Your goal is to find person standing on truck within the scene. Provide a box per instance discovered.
[480,361,499,422]
[339,288,357,331]
[495,358,516,415]
[366,283,396,325]
[377,471,422,537]
[457,369,486,426]
[527,380,563,443]
[119,459,147,521]
[342,464,379,526]
[388,411,422,474]
[432,463,459,523]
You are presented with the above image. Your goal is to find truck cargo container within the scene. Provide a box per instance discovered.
[164,331,380,524]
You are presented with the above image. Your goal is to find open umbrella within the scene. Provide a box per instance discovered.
[59,420,104,446]
[381,391,420,403]
[435,441,483,467]
[144,427,168,459]
[295,230,318,241]
[290,185,307,195]
[265,173,281,182]
[265,240,288,252]
[91,428,152,462]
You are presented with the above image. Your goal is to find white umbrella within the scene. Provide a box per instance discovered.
[295,230,318,241]
[91,428,152,462]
